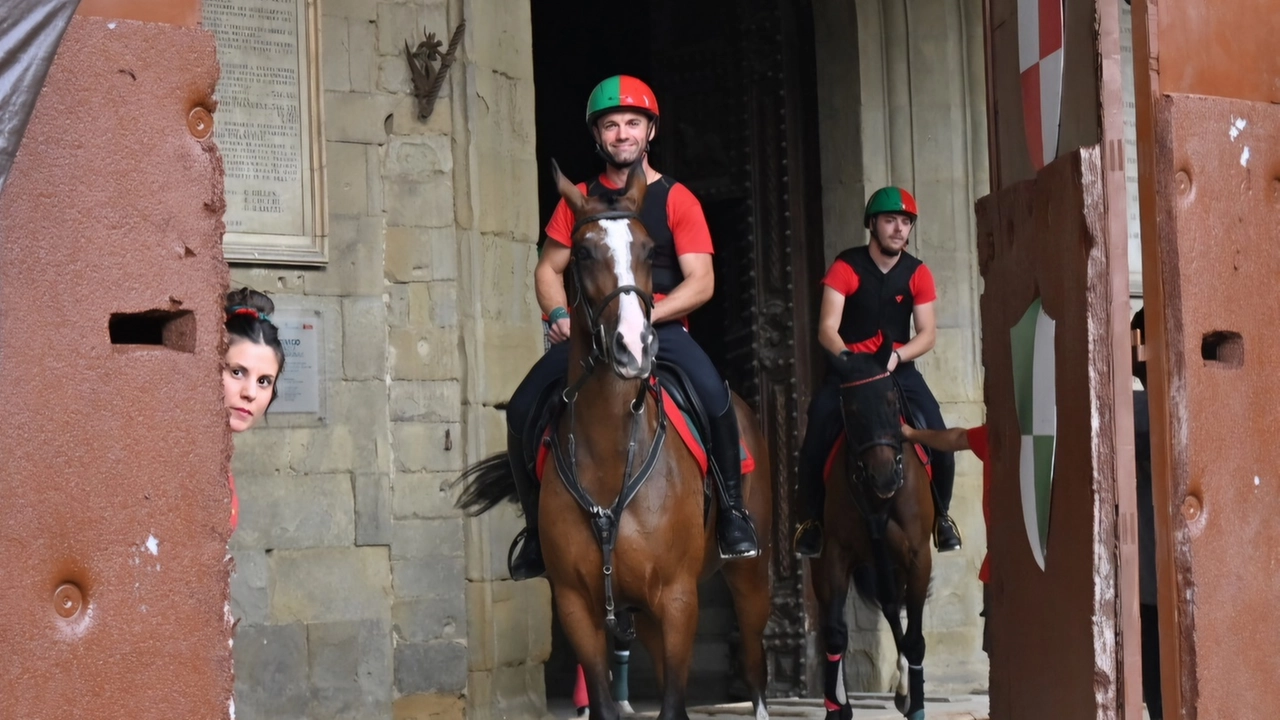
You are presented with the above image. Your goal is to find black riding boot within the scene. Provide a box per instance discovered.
[709,404,760,559]
[506,429,546,580]
[932,472,962,553]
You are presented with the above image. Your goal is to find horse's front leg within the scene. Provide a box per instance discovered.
[812,550,853,720]
[652,582,699,720]
[900,540,931,720]
[875,530,915,719]
[555,587,619,720]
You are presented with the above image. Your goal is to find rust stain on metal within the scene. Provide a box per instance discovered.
[0,16,232,720]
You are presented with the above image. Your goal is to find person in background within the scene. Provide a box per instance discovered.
[900,422,992,654]
[1130,307,1163,720]
[223,287,285,531]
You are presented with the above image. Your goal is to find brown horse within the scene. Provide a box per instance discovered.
[809,352,934,720]
[454,161,774,720]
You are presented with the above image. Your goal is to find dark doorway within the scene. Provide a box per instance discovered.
[530,0,827,704]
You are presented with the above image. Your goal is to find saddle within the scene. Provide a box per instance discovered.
[521,361,754,504]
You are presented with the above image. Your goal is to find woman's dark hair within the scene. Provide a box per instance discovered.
[225,287,285,379]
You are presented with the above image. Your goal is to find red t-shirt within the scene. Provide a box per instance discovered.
[229,472,239,532]
[543,174,713,324]
[820,257,937,354]
[543,175,714,256]
[966,425,991,583]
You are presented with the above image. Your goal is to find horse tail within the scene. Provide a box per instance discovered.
[451,452,519,516]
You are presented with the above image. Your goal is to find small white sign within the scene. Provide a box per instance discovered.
[269,308,323,415]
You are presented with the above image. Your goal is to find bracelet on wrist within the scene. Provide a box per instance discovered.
[548,306,570,323]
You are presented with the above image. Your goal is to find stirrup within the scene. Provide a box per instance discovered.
[932,515,963,552]
[793,519,823,557]
[507,527,545,579]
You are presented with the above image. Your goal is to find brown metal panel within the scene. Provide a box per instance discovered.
[1147,93,1280,720]
[1152,1,1280,103]
[976,146,1121,719]
[0,17,231,720]
[76,0,202,27]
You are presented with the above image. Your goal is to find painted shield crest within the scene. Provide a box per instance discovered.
[1019,0,1065,170]
[1010,298,1056,570]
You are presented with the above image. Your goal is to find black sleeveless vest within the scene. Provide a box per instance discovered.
[586,176,683,295]
[835,245,923,348]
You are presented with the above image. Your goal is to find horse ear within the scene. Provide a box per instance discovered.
[551,158,589,217]
[620,158,648,212]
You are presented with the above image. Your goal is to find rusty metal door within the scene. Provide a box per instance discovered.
[650,0,826,698]
[978,0,1141,716]
[1130,1,1280,717]
[0,6,233,720]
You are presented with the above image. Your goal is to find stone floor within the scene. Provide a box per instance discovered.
[550,693,990,719]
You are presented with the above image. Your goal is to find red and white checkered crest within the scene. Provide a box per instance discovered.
[1019,0,1065,170]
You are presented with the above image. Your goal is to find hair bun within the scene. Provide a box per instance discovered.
[226,287,276,319]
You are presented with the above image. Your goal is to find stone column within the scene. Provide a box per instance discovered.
[451,0,553,716]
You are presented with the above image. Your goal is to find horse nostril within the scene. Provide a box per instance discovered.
[613,331,631,358]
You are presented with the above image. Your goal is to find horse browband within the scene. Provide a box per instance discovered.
[840,371,892,388]
[572,209,639,237]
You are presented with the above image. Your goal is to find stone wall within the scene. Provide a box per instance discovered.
[226,0,547,717]
[813,0,992,694]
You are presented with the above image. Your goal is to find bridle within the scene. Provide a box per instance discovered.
[839,371,905,499]
[565,210,656,384]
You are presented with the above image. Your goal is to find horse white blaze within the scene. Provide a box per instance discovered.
[599,219,647,364]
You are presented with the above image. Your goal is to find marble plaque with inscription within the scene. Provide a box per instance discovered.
[204,0,327,265]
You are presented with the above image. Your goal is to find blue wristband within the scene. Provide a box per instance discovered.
[548,306,570,323]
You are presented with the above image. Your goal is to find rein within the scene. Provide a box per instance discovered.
[549,208,665,640]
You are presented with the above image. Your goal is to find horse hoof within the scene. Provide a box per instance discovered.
[894,693,909,715]
[906,710,925,720]
[616,700,634,715]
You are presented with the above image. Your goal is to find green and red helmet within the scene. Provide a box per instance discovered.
[863,186,919,228]
[585,75,660,127]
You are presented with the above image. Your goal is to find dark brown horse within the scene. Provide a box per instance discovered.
[809,352,934,720]
[454,161,774,720]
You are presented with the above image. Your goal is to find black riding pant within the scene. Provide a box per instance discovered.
[797,361,956,515]
[506,322,731,455]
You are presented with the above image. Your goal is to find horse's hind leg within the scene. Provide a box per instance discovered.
[812,552,854,720]
[556,589,619,720]
[722,555,771,718]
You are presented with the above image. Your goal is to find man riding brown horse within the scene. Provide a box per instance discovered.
[503,75,760,580]
[794,186,963,556]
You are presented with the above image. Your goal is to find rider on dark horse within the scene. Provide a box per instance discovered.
[504,75,760,580]
[793,187,963,556]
